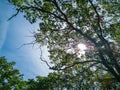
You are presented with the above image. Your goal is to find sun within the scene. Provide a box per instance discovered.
[66,43,87,58]
[77,43,87,51]
[77,43,87,57]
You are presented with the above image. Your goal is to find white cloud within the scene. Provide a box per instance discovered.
[0,21,9,50]
[0,1,13,51]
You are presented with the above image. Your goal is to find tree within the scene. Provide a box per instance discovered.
[26,76,54,90]
[26,72,64,90]
[8,0,120,88]
[0,56,26,90]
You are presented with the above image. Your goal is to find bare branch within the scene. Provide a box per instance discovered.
[8,8,20,21]
[17,41,36,49]
[39,47,52,69]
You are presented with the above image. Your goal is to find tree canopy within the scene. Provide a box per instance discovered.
[7,0,120,89]
[0,57,26,90]
[0,56,120,89]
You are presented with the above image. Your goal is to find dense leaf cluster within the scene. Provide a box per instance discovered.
[0,56,120,89]
[0,57,26,90]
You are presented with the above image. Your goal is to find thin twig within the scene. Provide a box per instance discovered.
[8,8,21,21]
[39,47,52,68]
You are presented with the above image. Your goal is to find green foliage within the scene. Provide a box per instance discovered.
[0,57,26,90]
[8,0,120,89]
[26,76,54,90]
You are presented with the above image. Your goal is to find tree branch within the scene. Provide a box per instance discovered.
[8,8,21,21]
[88,0,103,36]
[51,60,101,70]
[52,0,98,46]
[39,47,52,69]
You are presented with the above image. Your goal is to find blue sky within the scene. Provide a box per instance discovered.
[0,0,51,79]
